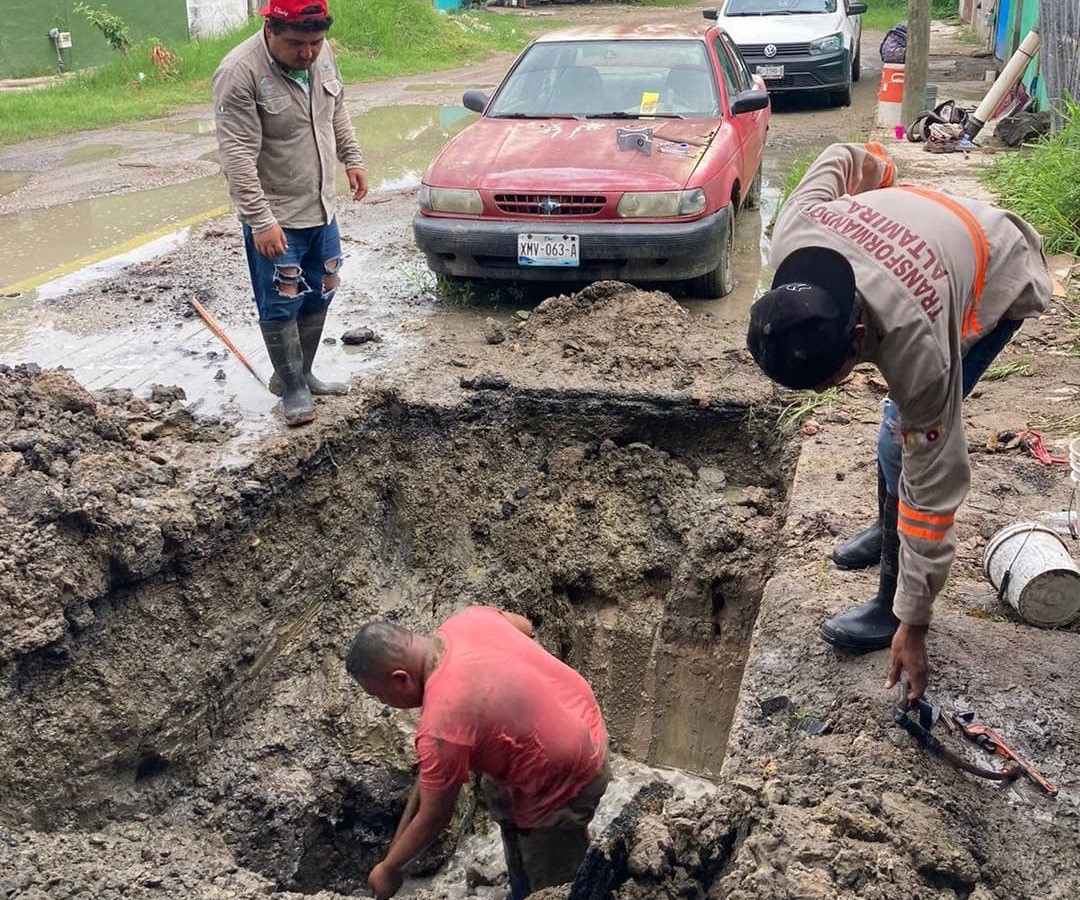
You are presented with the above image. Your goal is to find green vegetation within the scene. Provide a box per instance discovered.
[983,360,1033,380]
[861,0,956,33]
[0,0,538,146]
[72,2,133,55]
[983,100,1080,256]
[776,388,839,432]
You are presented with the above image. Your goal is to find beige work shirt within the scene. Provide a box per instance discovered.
[772,143,1050,625]
[212,29,364,232]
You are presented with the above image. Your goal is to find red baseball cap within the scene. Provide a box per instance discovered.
[259,0,329,20]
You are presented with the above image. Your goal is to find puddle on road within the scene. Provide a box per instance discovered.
[133,118,218,135]
[0,175,229,295]
[402,83,488,93]
[61,145,127,166]
[0,171,29,197]
[350,104,476,191]
[0,104,473,295]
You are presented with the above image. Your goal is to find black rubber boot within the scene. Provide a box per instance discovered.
[832,466,886,569]
[820,495,900,653]
[269,308,348,397]
[260,319,316,427]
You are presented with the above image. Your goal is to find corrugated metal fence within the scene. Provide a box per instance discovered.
[1038,0,1080,126]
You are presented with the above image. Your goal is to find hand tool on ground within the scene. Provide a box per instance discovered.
[893,683,1020,784]
[950,709,1058,796]
[188,296,267,388]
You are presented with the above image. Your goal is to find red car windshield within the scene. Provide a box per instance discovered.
[488,40,719,119]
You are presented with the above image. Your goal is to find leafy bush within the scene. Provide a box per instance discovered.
[984,100,1080,255]
[72,2,132,55]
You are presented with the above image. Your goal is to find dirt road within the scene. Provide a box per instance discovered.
[0,7,1078,900]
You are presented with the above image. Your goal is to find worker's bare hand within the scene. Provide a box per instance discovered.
[885,622,929,701]
[254,224,288,258]
[368,862,403,900]
[347,167,369,201]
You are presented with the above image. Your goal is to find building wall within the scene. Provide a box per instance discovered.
[186,0,249,39]
[2,0,190,79]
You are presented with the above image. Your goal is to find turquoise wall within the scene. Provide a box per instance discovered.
[2,0,190,79]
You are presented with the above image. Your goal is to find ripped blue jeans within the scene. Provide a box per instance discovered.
[878,318,1023,498]
[243,218,343,322]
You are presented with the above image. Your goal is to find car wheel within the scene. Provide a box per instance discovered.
[744,167,763,212]
[830,83,852,107]
[852,44,861,82]
[692,204,736,299]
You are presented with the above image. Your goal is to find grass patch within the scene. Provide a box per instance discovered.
[982,360,1033,380]
[776,388,839,432]
[0,0,538,146]
[983,100,1080,256]
[861,0,956,33]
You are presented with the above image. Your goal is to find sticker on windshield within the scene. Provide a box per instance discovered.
[639,91,659,116]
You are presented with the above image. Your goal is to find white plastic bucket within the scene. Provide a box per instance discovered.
[983,522,1080,627]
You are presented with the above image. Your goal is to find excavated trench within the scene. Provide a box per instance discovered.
[0,387,792,896]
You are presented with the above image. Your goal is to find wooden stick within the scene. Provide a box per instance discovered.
[187,297,267,389]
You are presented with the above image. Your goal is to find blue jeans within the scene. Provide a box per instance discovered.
[243,218,343,322]
[878,318,1022,497]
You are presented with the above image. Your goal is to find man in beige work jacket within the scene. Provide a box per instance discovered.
[212,0,367,426]
[747,142,1050,699]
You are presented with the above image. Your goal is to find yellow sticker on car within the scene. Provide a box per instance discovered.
[640,91,659,115]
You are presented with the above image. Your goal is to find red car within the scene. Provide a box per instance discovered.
[413,19,770,298]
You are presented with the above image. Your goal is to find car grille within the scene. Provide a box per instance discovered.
[494,193,606,216]
[739,42,811,58]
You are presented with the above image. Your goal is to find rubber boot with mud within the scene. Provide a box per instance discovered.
[820,494,900,653]
[831,466,886,569]
[260,319,316,427]
[268,308,348,397]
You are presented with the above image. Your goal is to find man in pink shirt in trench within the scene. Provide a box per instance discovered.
[346,606,611,900]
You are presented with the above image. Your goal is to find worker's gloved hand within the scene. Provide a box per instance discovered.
[253,223,288,259]
[368,861,404,900]
[885,622,929,701]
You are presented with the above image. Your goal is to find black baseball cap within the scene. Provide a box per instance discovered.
[746,246,859,390]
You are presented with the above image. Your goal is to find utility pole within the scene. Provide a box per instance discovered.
[902,0,932,128]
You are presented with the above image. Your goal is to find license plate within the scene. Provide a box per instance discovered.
[756,64,784,80]
[518,233,579,267]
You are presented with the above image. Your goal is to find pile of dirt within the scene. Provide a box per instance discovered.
[0,364,233,662]
[498,281,717,394]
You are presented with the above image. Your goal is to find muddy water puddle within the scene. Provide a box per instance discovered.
[0,104,473,295]
[351,104,477,191]
[0,175,229,294]
[0,171,29,197]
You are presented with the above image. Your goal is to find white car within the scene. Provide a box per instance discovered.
[708,0,866,107]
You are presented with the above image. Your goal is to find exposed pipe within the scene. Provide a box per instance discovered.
[961,24,1041,145]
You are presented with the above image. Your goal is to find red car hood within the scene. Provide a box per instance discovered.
[425,117,720,193]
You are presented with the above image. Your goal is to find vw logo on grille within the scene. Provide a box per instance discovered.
[764,44,778,58]
[538,197,561,215]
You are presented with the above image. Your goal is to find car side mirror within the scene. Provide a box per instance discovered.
[703,7,718,20]
[463,90,488,114]
[848,2,868,14]
[730,89,770,115]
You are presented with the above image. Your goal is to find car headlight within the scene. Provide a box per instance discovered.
[419,185,483,215]
[617,189,707,218]
[809,33,843,55]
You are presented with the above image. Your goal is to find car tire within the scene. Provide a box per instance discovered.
[830,83,852,107]
[744,167,763,212]
[692,204,736,298]
[852,44,861,82]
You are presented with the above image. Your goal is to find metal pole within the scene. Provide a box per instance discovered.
[902,0,932,128]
